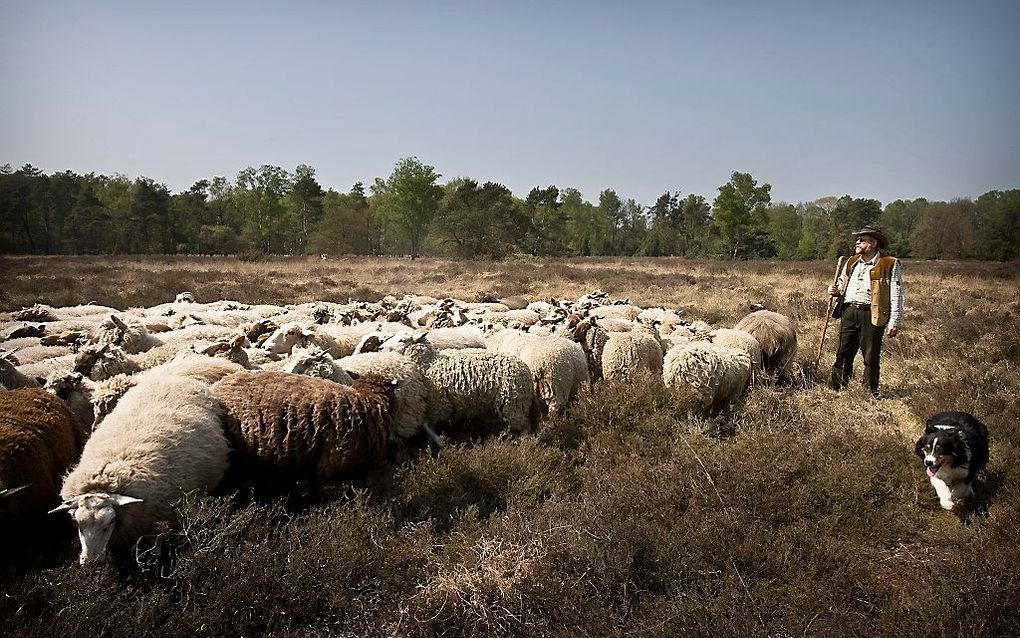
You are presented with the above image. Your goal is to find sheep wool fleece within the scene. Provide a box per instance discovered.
[215,371,396,480]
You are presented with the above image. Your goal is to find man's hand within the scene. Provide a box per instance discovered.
[827,284,839,297]
[887,326,898,337]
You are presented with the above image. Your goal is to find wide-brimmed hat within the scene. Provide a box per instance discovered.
[853,226,887,249]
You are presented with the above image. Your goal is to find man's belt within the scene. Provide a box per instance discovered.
[847,302,870,309]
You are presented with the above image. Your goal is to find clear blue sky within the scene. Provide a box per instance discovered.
[2,1,1017,206]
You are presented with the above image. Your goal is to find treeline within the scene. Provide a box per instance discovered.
[1,159,1017,260]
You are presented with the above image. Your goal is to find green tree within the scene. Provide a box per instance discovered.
[434,179,526,258]
[372,157,442,258]
[766,203,801,260]
[525,185,566,255]
[310,182,380,256]
[233,165,291,254]
[910,199,978,259]
[880,198,928,257]
[974,189,1020,260]
[131,177,173,253]
[712,172,772,259]
[285,164,324,254]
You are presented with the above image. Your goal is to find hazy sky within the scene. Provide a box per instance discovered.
[2,1,1018,206]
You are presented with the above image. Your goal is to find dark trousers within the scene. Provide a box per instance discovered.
[830,304,885,393]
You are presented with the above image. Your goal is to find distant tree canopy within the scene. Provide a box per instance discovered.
[0,160,1017,260]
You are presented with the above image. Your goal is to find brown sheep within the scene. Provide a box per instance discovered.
[213,371,397,482]
[733,309,798,376]
[0,389,84,522]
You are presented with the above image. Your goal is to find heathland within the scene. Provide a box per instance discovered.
[1,255,1017,638]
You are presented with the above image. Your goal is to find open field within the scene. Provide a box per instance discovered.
[1,255,1018,637]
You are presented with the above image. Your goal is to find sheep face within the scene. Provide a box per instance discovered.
[51,492,143,564]
[261,323,309,355]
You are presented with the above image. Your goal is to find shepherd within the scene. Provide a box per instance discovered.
[827,226,904,398]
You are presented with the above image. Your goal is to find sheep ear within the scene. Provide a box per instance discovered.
[345,369,361,381]
[35,376,47,386]
[109,494,143,507]
[111,314,127,330]
[412,331,429,343]
[230,335,246,349]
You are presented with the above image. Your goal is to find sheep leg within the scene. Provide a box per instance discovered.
[420,422,444,447]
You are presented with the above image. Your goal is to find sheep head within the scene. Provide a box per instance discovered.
[50,492,143,565]
[260,322,311,355]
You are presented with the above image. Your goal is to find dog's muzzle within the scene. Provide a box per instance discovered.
[924,459,941,477]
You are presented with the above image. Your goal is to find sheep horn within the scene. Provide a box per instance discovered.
[48,499,75,514]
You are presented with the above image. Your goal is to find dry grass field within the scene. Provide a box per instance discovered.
[1,255,1018,637]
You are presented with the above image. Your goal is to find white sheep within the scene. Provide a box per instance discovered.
[379,332,539,435]
[280,345,355,384]
[709,328,764,376]
[484,329,590,417]
[601,325,664,382]
[663,341,752,410]
[92,315,162,354]
[337,350,431,441]
[52,373,231,564]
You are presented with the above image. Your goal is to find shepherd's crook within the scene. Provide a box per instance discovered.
[814,255,847,372]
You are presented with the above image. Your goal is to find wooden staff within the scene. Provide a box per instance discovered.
[814,255,847,371]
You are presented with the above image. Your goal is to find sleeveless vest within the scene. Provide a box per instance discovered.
[839,255,898,327]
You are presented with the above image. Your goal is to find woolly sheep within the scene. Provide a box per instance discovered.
[1,354,42,389]
[588,304,642,322]
[380,332,540,435]
[261,321,400,359]
[213,371,397,481]
[733,310,798,375]
[601,325,664,382]
[570,318,610,382]
[53,374,231,564]
[485,330,590,417]
[663,341,752,410]
[9,344,73,365]
[280,345,355,384]
[92,315,162,354]
[336,351,430,441]
[709,328,764,376]
[74,343,142,381]
[0,389,84,522]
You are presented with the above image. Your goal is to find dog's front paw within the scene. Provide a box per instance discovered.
[940,499,955,510]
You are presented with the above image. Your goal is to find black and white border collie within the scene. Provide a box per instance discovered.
[914,411,989,510]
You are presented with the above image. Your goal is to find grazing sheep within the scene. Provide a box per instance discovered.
[571,317,610,382]
[44,371,133,434]
[709,328,765,376]
[485,330,590,416]
[12,304,59,322]
[601,325,664,382]
[1,354,42,389]
[92,315,162,354]
[74,343,142,381]
[280,345,355,384]
[336,351,430,441]
[0,389,84,522]
[261,321,390,358]
[733,310,798,375]
[380,332,539,435]
[663,341,752,410]
[213,371,397,481]
[10,344,73,365]
[53,374,231,564]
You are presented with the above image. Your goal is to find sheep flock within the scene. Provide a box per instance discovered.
[0,290,796,565]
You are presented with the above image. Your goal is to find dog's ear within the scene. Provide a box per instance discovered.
[914,434,928,458]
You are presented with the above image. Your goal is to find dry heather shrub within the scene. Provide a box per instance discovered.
[387,437,578,529]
